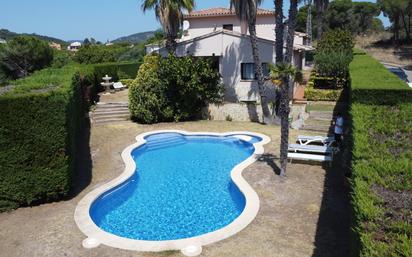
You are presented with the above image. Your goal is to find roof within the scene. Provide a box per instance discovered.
[185,7,275,18]
[175,30,314,51]
[70,42,82,46]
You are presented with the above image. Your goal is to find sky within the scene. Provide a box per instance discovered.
[1,0,390,42]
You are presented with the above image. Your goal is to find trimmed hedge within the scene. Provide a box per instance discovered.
[304,72,343,101]
[350,51,412,105]
[0,66,90,211]
[91,62,141,95]
[350,51,412,256]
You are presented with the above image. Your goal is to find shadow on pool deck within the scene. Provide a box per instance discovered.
[312,90,352,257]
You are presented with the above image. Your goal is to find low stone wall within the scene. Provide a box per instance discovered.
[206,103,275,123]
[206,102,308,124]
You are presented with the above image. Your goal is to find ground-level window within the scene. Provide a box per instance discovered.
[241,63,270,80]
[223,24,234,31]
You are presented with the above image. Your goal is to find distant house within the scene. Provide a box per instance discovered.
[0,38,6,44]
[67,41,82,51]
[49,42,62,50]
[147,7,313,103]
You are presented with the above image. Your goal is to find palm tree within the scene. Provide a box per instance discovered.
[274,0,284,63]
[274,0,299,176]
[315,0,328,40]
[141,0,194,53]
[230,0,273,124]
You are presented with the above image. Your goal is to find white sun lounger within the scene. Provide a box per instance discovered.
[288,144,334,154]
[287,152,332,162]
[297,135,335,147]
[113,82,125,91]
[288,143,334,163]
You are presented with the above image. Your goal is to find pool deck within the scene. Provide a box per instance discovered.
[0,120,350,257]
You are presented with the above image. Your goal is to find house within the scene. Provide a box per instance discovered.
[67,41,82,51]
[147,7,313,121]
[0,38,6,44]
[49,42,62,50]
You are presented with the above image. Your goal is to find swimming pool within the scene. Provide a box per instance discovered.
[75,130,270,255]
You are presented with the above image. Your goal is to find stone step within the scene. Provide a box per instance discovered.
[96,102,128,109]
[309,111,334,120]
[92,117,130,124]
[93,109,130,116]
[93,113,130,120]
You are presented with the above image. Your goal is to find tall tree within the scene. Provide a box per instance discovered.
[379,0,411,43]
[230,0,273,124]
[141,0,194,53]
[274,0,299,176]
[306,0,313,45]
[315,0,329,39]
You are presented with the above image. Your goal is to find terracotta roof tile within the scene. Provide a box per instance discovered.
[185,7,274,18]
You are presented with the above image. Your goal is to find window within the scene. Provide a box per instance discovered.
[241,63,270,80]
[223,24,233,31]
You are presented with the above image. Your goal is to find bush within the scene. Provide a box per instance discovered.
[129,54,224,123]
[51,50,72,68]
[315,29,354,87]
[0,66,90,211]
[317,29,355,55]
[314,51,352,87]
[0,36,53,79]
[349,51,412,256]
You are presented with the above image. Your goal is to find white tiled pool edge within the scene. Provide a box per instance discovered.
[74,130,271,255]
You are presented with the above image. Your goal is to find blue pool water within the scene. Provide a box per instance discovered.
[90,132,262,241]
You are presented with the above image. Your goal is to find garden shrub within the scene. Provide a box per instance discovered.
[0,66,90,211]
[128,55,168,123]
[129,54,224,123]
[315,29,354,88]
[349,51,412,256]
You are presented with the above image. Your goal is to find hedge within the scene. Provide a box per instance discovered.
[0,66,90,211]
[91,62,141,95]
[304,72,343,101]
[349,51,412,256]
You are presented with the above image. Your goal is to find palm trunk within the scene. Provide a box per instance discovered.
[165,33,177,54]
[279,0,298,176]
[275,0,284,63]
[279,77,290,175]
[248,21,273,124]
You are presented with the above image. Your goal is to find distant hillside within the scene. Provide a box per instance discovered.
[112,31,156,44]
[0,29,67,45]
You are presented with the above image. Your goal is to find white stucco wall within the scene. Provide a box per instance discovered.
[171,32,279,103]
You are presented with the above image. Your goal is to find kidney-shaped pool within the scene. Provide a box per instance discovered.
[75,130,270,255]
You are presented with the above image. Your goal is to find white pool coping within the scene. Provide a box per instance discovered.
[74,130,270,254]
